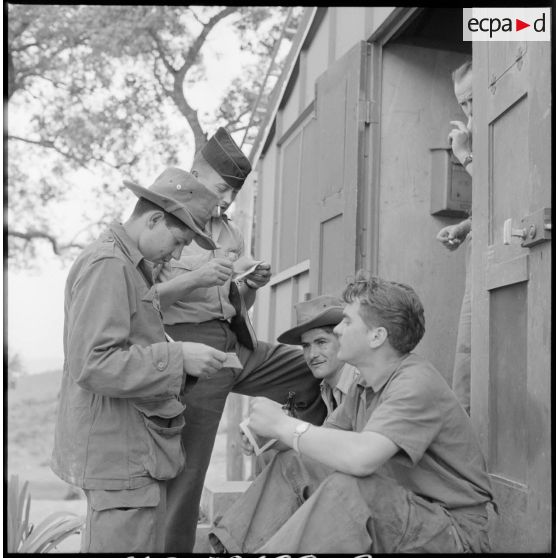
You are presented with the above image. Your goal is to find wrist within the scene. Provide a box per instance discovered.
[291,420,311,453]
[276,415,298,444]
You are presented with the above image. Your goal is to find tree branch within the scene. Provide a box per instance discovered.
[187,8,206,27]
[10,41,39,52]
[179,7,237,77]
[170,7,238,150]
[152,56,173,97]
[8,229,85,255]
[7,134,136,171]
[8,134,89,168]
[217,105,252,129]
[148,29,177,76]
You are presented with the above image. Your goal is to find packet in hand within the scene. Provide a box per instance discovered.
[239,419,277,456]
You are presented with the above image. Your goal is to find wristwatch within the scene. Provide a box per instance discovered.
[292,421,311,453]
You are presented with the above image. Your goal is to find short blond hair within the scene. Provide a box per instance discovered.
[452,59,472,85]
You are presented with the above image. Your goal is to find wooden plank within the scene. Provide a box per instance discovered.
[268,259,310,287]
[486,253,528,291]
[226,394,245,481]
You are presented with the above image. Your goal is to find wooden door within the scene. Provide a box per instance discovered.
[310,41,370,296]
[471,41,552,551]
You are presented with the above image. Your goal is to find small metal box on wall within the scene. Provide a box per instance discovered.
[429,147,471,217]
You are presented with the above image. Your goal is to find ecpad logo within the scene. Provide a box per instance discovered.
[463,8,551,42]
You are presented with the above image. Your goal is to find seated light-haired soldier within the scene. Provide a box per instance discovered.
[209,271,495,554]
[242,295,360,469]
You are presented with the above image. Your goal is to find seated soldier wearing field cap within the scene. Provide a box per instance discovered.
[209,271,494,554]
[51,168,228,553]
[233,294,361,475]
[277,294,360,417]
[154,127,326,553]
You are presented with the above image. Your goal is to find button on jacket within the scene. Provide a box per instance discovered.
[51,222,187,490]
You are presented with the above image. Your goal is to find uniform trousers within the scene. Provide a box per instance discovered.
[209,450,490,554]
[452,233,472,414]
[163,319,326,553]
[81,482,166,553]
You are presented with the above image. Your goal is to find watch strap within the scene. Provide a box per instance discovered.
[293,421,311,453]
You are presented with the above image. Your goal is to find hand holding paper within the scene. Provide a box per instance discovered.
[232,256,264,281]
[239,418,277,456]
[223,352,242,369]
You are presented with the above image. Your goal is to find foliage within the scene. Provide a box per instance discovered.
[6,5,298,265]
[7,352,26,389]
[7,475,84,553]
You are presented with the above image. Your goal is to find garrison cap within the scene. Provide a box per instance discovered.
[201,127,252,190]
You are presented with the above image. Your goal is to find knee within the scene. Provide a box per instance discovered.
[322,471,394,500]
[321,471,360,493]
[275,449,303,475]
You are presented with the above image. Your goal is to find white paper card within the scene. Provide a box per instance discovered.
[239,418,277,456]
[232,256,264,281]
[224,352,242,369]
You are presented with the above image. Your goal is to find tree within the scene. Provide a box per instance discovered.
[6,5,300,265]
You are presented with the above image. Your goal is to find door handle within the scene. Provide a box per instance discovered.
[503,208,552,247]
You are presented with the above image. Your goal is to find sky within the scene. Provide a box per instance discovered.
[6,15,266,375]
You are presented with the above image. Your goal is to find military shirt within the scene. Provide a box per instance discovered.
[324,353,493,509]
[157,214,244,325]
[320,364,360,417]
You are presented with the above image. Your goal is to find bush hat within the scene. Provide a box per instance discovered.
[277,295,344,345]
[201,127,252,190]
[124,167,218,250]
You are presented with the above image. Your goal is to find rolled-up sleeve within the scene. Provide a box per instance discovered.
[67,256,184,398]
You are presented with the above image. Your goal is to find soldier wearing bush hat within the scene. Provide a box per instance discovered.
[52,166,227,553]
[157,128,327,553]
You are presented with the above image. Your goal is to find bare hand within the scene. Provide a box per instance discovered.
[247,397,286,438]
[245,262,271,289]
[181,342,226,378]
[448,120,472,163]
[239,430,255,456]
[192,258,233,288]
[436,221,470,251]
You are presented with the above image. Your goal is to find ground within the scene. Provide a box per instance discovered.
[7,369,228,553]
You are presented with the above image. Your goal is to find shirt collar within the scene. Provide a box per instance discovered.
[336,364,360,394]
[320,364,360,395]
[357,353,412,393]
[108,221,145,268]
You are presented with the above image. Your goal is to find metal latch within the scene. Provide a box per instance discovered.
[503,208,552,247]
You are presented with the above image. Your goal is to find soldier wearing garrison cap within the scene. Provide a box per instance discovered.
[154,127,327,553]
[51,167,228,553]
